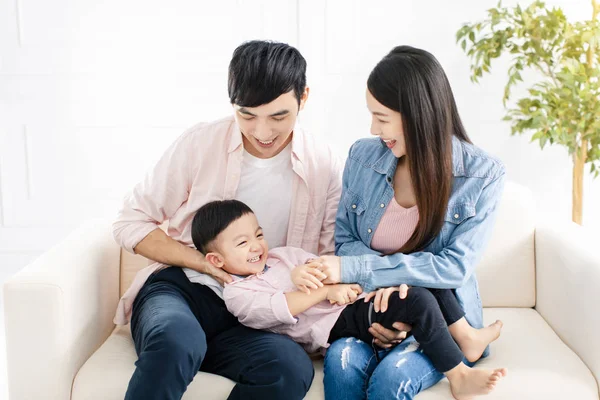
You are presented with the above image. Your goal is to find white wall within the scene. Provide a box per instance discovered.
[1,0,599,274]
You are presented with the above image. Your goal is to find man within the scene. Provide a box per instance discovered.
[113,40,342,400]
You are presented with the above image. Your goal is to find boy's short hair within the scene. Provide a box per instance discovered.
[191,200,254,254]
[228,40,307,107]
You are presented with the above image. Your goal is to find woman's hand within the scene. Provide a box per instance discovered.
[291,262,328,294]
[369,322,412,348]
[364,284,412,348]
[363,284,410,312]
[311,255,342,284]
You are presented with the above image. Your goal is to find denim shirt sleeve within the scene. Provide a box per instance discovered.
[335,147,382,258]
[340,171,506,292]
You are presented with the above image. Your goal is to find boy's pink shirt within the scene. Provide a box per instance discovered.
[223,247,346,353]
[112,116,343,325]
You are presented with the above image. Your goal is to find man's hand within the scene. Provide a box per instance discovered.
[291,262,327,294]
[326,284,362,306]
[133,228,233,285]
[311,255,342,284]
[188,251,233,286]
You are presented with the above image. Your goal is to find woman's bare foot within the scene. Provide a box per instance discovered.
[459,320,503,363]
[448,366,507,400]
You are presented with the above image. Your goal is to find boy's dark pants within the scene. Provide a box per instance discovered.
[328,287,466,372]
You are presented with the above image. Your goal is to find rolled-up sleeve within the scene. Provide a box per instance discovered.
[112,130,194,253]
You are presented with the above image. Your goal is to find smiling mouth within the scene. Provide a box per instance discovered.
[248,255,262,263]
[383,139,397,148]
[255,137,276,147]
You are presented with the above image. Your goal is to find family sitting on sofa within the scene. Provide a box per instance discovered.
[112,40,507,400]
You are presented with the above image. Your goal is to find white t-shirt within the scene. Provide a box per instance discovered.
[185,143,294,298]
[235,143,294,249]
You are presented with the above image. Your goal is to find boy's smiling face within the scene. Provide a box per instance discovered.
[205,213,269,276]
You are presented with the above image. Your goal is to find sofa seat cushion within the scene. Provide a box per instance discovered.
[72,308,598,400]
[418,308,598,399]
[71,325,324,399]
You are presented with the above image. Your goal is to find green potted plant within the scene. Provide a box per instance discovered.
[456,0,600,224]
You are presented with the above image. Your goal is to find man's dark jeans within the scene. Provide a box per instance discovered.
[125,267,314,400]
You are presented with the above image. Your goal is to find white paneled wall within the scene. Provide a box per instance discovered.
[0,0,298,270]
[1,0,599,274]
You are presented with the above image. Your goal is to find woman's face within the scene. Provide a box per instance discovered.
[366,89,406,159]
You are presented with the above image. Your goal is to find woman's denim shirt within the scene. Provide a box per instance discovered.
[336,136,506,333]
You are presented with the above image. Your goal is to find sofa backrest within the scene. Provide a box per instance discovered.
[476,181,536,307]
[118,181,536,308]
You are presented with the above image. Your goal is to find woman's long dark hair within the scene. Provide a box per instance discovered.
[367,46,472,254]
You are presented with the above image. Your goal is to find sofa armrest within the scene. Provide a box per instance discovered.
[3,219,121,400]
[535,220,600,391]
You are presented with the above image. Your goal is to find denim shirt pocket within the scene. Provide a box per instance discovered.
[344,190,367,215]
[441,203,477,246]
[342,190,367,239]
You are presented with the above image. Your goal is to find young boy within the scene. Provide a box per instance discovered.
[192,200,507,400]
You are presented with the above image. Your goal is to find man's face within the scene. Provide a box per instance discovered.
[233,89,308,159]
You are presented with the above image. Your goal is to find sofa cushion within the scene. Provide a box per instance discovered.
[71,308,597,400]
[475,182,536,308]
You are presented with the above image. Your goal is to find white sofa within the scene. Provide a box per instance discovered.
[4,182,600,399]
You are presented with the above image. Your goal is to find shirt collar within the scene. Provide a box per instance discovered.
[230,265,270,282]
[228,119,243,154]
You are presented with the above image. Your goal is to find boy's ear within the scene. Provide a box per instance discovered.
[205,252,224,269]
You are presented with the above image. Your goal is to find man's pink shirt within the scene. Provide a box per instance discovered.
[112,116,342,325]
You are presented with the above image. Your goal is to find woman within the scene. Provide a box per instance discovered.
[317,46,506,399]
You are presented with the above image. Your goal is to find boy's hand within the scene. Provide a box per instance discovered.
[326,284,363,306]
[291,262,328,294]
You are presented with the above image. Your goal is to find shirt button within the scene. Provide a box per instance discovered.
[380,203,385,208]
[367,228,372,233]
[352,204,357,209]
[454,213,460,219]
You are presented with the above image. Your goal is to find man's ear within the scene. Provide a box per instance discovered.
[205,252,225,269]
[298,86,310,112]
